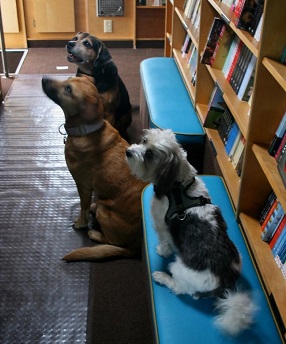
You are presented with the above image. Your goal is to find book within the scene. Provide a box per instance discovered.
[235,0,258,31]
[262,201,285,242]
[201,18,225,66]
[272,227,286,259]
[274,131,286,160]
[248,0,264,36]
[269,214,286,249]
[268,111,286,156]
[204,85,226,129]
[226,40,244,82]
[230,45,253,94]
[253,12,263,42]
[190,0,201,25]
[211,26,234,69]
[231,135,246,168]
[225,121,240,156]
[218,107,234,145]
[235,146,245,176]
[277,139,286,188]
[261,198,278,231]
[222,36,240,77]
[228,131,242,161]
[237,53,257,100]
[259,190,277,225]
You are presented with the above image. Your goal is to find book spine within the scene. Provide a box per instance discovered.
[262,202,285,242]
[269,214,286,249]
[275,132,286,160]
[248,0,264,36]
[237,53,257,101]
[227,40,243,82]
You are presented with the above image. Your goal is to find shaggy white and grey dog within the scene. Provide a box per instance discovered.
[126,128,256,336]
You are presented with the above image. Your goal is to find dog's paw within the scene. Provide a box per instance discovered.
[73,218,88,229]
[156,243,172,258]
[90,203,97,214]
[152,271,168,284]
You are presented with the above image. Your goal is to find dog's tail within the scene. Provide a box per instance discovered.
[214,290,257,336]
[62,244,136,261]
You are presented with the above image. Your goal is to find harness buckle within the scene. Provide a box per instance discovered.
[177,211,187,221]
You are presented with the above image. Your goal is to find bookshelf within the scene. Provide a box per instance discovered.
[165,0,286,340]
[135,4,166,47]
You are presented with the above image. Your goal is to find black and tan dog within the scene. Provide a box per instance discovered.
[42,75,146,261]
[66,32,132,139]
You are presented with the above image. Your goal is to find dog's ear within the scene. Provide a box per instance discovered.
[155,153,180,198]
[93,41,111,67]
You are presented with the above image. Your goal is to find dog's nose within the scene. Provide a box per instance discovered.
[67,41,75,48]
[126,149,132,158]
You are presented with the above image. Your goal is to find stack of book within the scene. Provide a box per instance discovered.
[259,191,286,280]
[268,111,286,188]
[204,85,245,175]
[181,34,198,85]
[183,0,201,28]
[201,18,257,103]
[220,0,264,41]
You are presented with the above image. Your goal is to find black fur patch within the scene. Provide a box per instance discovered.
[169,206,240,290]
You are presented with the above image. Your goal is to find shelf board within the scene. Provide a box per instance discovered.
[263,58,286,92]
[239,212,286,328]
[206,128,240,206]
[205,65,250,138]
[196,103,208,124]
[136,6,166,9]
[252,144,286,211]
[208,0,259,57]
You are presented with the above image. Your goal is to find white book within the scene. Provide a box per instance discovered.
[254,13,264,42]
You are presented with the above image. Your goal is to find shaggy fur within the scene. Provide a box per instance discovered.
[126,128,256,335]
[42,75,146,261]
[66,32,132,139]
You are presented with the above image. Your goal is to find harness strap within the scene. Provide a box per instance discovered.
[165,179,211,224]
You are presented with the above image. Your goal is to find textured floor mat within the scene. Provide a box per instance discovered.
[0,75,90,343]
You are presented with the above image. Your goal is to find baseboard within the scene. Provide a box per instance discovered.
[27,40,164,49]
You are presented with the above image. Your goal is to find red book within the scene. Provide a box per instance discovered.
[227,40,244,82]
[269,215,286,249]
[261,198,278,231]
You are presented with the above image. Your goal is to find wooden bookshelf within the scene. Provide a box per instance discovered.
[165,0,286,340]
[135,5,166,47]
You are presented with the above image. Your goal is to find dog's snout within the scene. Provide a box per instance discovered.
[126,149,132,158]
[67,41,75,49]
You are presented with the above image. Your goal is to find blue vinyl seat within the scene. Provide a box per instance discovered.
[141,176,282,344]
[140,57,205,145]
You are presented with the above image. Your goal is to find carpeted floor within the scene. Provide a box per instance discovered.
[0,47,164,344]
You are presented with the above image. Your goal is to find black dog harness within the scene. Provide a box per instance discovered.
[164,178,211,224]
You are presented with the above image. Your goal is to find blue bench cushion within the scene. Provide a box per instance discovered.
[142,176,282,344]
[140,57,205,144]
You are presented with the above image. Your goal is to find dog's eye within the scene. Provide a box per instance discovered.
[142,137,147,144]
[145,149,153,159]
[83,41,91,47]
[65,85,72,94]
